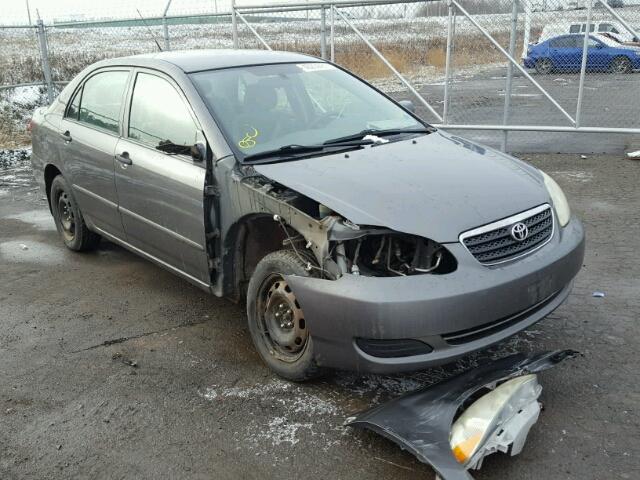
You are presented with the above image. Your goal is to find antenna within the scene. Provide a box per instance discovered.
[26,0,32,24]
[136,8,163,52]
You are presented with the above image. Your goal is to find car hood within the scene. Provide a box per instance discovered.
[253,131,550,243]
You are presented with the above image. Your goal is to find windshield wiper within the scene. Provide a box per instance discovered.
[323,126,433,145]
[242,141,369,163]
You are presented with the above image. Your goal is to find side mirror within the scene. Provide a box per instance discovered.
[190,142,206,162]
[399,99,416,113]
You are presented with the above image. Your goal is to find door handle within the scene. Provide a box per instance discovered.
[60,130,72,143]
[115,152,133,166]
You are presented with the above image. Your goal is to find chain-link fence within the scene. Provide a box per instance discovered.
[1,0,640,151]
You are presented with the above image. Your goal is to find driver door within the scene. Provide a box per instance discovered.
[114,69,210,287]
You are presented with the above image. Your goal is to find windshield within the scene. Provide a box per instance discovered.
[190,62,426,160]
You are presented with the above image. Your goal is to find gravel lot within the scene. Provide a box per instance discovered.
[1,151,638,480]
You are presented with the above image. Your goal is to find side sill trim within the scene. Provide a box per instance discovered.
[119,206,205,252]
[92,225,211,290]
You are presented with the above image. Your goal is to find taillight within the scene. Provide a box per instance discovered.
[26,118,33,133]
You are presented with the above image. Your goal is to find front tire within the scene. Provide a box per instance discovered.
[610,56,632,74]
[246,249,322,381]
[50,174,100,251]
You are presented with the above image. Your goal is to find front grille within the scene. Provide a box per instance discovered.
[461,205,554,265]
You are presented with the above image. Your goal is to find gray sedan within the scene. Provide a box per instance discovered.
[30,50,585,381]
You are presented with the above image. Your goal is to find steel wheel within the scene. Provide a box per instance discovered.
[57,190,76,242]
[256,274,308,363]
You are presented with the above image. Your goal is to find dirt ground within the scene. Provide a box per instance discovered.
[0,152,638,480]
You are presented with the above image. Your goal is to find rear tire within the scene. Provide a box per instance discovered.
[610,56,632,74]
[50,175,100,251]
[246,249,322,382]
[535,58,553,75]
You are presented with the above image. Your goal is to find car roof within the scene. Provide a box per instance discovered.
[98,49,320,73]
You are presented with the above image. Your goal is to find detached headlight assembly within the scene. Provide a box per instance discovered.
[541,171,571,227]
[450,374,542,468]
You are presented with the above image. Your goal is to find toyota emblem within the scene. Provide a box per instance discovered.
[511,222,529,242]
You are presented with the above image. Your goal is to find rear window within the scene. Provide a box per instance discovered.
[570,25,581,34]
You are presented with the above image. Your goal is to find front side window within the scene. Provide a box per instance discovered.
[190,63,424,159]
[128,73,198,148]
[77,71,129,133]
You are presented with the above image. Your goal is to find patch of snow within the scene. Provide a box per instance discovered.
[254,417,313,446]
[7,85,42,106]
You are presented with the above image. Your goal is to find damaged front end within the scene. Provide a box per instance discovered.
[346,350,579,480]
[235,171,456,280]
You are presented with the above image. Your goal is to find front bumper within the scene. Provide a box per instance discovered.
[286,216,585,374]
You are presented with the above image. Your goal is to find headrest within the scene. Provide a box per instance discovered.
[243,80,278,111]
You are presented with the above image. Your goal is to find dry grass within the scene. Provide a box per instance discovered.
[0,122,30,149]
[331,32,527,80]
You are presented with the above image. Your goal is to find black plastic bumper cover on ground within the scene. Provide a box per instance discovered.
[346,350,579,480]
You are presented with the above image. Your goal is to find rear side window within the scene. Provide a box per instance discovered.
[128,73,197,148]
[550,37,579,48]
[77,71,129,134]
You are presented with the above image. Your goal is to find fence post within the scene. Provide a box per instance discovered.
[330,5,335,62]
[320,5,327,59]
[575,0,593,129]
[162,0,172,51]
[442,0,454,124]
[501,0,519,152]
[36,19,54,105]
[231,0,238,49]
[522,0,531,58]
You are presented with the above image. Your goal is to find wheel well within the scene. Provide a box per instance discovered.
[223,214,293,302]
[44,164,61,211]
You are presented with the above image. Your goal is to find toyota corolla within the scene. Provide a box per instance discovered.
[30,50,585,381]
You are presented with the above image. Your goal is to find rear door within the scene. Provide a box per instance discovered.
[114,69,210,287]
[549,36,582,69]
[60,69,131,237]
